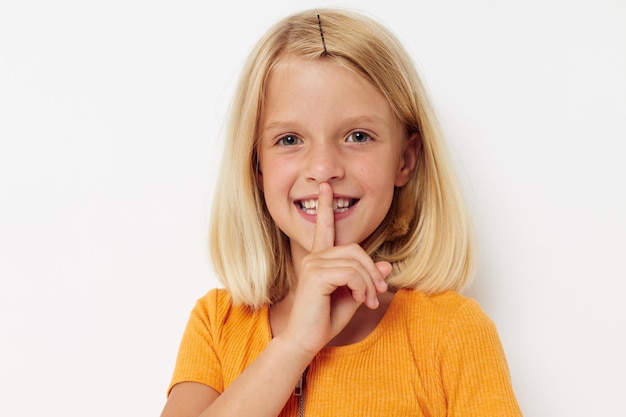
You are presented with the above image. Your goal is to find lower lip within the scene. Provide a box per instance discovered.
[296,202,358,223]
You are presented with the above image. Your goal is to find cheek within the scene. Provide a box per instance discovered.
[359,173,396,229]
[359,157,399,191]
[262,165,293,193]
[260,167,296,219]
[260,155,289,188]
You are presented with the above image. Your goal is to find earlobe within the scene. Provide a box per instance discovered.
[394,131,421,187]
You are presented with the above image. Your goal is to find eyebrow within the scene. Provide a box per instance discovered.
[343,115,390,127]
[262,115,390,133]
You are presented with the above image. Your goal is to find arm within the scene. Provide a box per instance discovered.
[160,382,219,417]
[161,335,312,417]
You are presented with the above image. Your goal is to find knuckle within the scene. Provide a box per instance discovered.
[346,243,362,252]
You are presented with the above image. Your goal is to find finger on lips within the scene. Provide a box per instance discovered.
[312,182,335,252]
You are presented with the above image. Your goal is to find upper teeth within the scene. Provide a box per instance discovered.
[300,198,353,213]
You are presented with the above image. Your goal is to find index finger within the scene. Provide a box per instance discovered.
[311,182,335,252]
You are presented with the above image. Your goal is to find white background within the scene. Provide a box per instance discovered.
[1,0,625,416]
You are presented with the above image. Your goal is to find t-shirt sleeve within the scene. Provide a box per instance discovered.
[167,289,225,396]
[438,298,523,416]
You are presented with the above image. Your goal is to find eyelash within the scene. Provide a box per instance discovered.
[346,131,372,143]
[276,135,303,146]
[276,131,373,146]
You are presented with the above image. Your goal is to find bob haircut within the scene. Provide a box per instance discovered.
[209,8,476,308]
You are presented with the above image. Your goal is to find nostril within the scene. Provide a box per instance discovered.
[304,150,344,182]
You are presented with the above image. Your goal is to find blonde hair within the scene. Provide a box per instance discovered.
[209,8,476,308]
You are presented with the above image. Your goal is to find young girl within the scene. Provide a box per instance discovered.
[161,8,522,417]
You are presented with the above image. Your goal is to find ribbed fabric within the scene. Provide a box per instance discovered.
[169,288,522,416]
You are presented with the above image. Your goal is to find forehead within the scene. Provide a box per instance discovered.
[266,55,376,97]
[261,56,398,130]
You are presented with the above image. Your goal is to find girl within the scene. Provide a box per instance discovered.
[161,8,522,417]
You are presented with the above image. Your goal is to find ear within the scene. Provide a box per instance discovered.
[394,131,421,187]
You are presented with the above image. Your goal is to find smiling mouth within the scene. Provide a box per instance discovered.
[297,198,359,215]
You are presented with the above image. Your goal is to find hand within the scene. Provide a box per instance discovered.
[282,182,391,356]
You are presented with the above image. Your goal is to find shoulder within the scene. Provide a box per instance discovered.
[190,288,231,324]
[399,289,504,357]
[394,289,497,345]
[190,288,268,338]
[193,287,234,313]
[397,289,488,322]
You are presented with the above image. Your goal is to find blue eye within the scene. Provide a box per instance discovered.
[347,131,371,143]
[277,135,302,146]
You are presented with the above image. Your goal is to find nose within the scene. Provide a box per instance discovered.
[303,141,344,183]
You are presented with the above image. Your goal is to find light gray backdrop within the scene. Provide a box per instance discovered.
[1,0,625,416]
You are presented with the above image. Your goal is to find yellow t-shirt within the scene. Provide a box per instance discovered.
[168,288,522,416]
